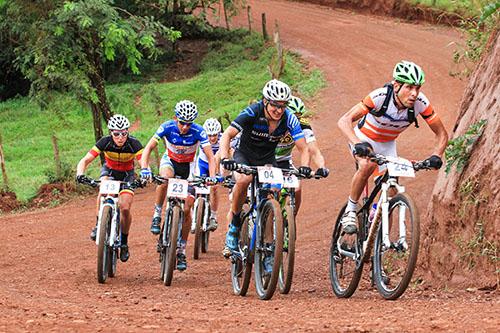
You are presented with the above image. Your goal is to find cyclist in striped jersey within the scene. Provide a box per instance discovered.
[337,61,448,234]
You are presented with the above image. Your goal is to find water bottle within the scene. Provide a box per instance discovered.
[369,203,377,223]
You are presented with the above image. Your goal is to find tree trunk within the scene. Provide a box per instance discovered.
[223,1,230,30]
[90,101,105,165]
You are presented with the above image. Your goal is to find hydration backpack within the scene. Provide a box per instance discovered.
[366,83,419,128]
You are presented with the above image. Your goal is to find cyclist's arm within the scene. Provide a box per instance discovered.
[76,152,97,176]
[220,126,239,160]
[140,137,159,169]
[337,103,367,144]
[214,150,222,174]
[428,118,448,156]
[295,137,310,167]
[202,144,216,177]
[308,140,326,169]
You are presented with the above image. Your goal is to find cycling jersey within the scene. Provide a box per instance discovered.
[231,100,304,163]
[153,120,209,163]
[276,118,316,162]
[89,135,143,172]
[357,87,440,142]
[198,133,221,163]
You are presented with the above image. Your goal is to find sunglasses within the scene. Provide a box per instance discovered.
[178,120,193,126]
[268,101,288,110]
[111,131,128,137]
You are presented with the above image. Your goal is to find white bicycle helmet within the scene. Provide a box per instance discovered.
[262,79,292,102]
[203,118,222,135]
[175,100,198,123]
[107,114,130,130]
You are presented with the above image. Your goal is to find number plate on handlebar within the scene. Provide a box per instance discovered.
[167,178,189,199]
[387,157,415,178]
[257,166,283,185]
[99,180,121,195]
[195,186,210,195]
[283,174,299,188]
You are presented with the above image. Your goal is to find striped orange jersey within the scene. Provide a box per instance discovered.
[357,87,440,142]
[89,135,143,172]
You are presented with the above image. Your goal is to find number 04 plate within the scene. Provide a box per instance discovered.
[167,178,189,199]
[257,166,283,185]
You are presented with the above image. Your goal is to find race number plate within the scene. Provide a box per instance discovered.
[257,166,283,185]
[283,174,300,188]
[387,157,415,178]
[167,178,189,199]
[195,186,210,195]
[99,180,121,195]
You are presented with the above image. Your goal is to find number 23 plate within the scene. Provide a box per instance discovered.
[167,179,189,199]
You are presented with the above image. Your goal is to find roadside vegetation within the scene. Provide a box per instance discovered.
[0,30,325,202]
[408,0,497,16]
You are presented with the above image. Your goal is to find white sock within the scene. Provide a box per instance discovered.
[153,204,162,218]
[210,210,217,219]
[346,197,358,212]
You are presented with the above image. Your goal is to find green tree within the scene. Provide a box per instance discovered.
[1,0,181,141]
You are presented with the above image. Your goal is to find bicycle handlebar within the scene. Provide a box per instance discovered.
[232,164,325,179]
[77,176,145,190]
[366,153,433,171]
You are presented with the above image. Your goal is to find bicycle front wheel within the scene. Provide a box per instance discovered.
[373,193,420,300]
[254,199,283,300]
[193,198,204,260]
[278,196,296,294]
[163,205,180,286]
[329,205,363,298]
[231,206,252,296]
[97,206,112,284]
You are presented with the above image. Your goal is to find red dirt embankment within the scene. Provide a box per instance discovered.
[422,29,500,289]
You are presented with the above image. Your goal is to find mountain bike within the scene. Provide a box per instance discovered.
[152,175,215,286]
[277,169,324,294]
[329,153,433,300]
[228,164,284,300]
[79,176,142,284]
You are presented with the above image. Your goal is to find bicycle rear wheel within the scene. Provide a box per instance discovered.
[231,206,252,296]
[254,199,283,300]
[163,205,180,286]
[373,193,420,300]
[97,206,112,284]
[193,198,204,260]
[278,196,296,294]
[329,205,363,298]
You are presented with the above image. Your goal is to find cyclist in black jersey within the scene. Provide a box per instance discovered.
[219,79,311,262]
[76,115,143,262]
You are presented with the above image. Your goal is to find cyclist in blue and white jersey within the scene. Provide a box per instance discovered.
[140,100,217,271]
[194,118,223,231]
[219,79,311,267]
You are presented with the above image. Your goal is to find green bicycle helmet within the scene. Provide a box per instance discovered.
[393,60,425,86]
[288,95,306,115]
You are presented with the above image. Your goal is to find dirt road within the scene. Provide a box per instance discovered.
[1,1,498,332]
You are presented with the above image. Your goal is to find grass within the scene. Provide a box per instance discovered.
[408,0,494,16]
[0,30,326,202]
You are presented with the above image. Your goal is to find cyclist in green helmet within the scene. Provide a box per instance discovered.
[337,60,448,234]
[275,95,329,215]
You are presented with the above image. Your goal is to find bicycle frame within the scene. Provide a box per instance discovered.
[95,195,120,248]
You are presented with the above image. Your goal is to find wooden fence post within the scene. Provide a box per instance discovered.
[262,13,268,41]
[0,131,9,190]
[247,5,253,33]
[52,133,62,179]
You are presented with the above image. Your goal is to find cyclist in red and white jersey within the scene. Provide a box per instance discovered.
[337,61,449,234]
[140,100,217,271]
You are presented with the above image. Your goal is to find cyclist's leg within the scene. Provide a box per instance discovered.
[173,160,192,270]
[151,154,174,234]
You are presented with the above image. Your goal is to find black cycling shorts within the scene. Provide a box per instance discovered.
[233,149,277,167]
[100,165,136,193]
